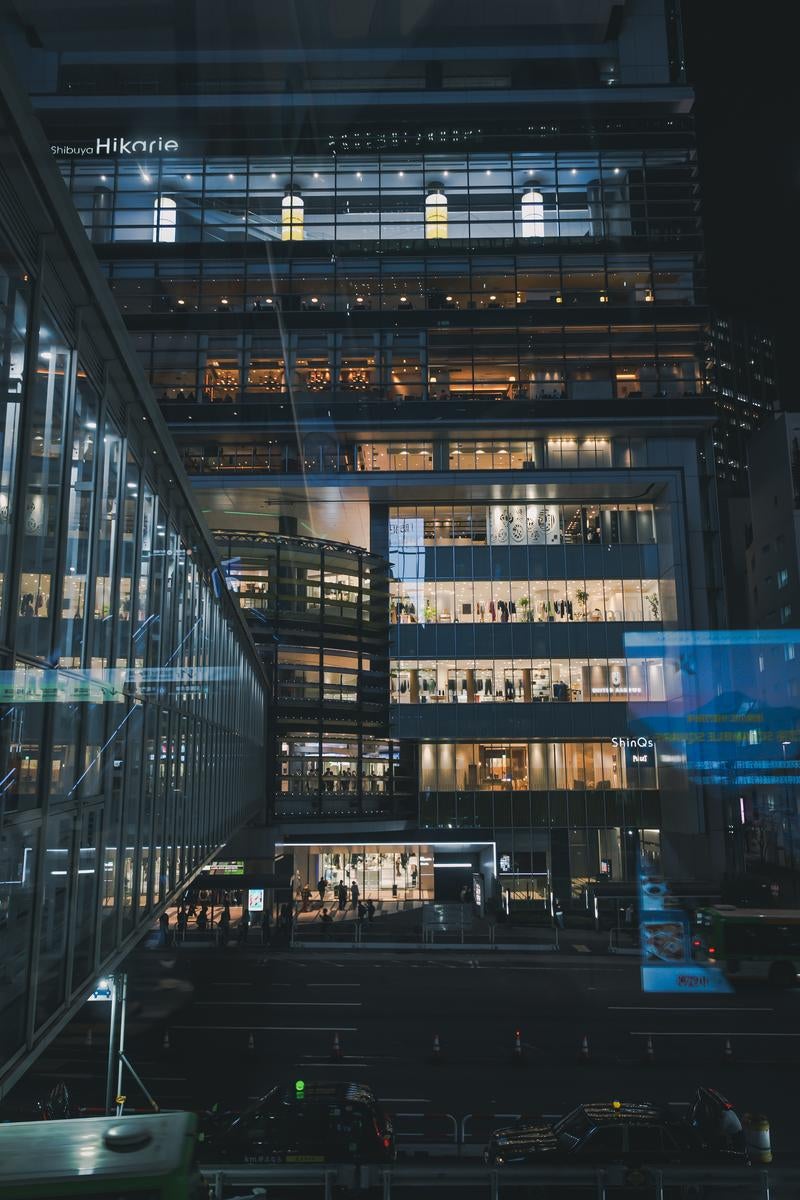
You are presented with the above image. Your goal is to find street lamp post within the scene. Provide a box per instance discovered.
[102,972,161,1116]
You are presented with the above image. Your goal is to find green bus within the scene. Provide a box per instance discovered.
[693,905,800,987]
[0,1112,208,1200]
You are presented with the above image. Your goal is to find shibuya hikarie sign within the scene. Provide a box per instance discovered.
[50,136,180,157]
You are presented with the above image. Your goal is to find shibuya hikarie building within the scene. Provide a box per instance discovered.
[5,0,728,906]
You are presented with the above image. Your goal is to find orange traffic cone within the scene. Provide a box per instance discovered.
[723,1037,733,1061]
[579,1034,590,1063]
[431,1033,442,1063]
[162,1030,170,1052]
[512,1029,524,1065]
[645,1035,655,1064]
[331,1032,342,1061]
[247,1032,255,1053]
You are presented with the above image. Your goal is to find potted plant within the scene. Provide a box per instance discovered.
[519,596,531,622]
[646,592,660,620]
[576,589,589,619]
[423,600,436,623]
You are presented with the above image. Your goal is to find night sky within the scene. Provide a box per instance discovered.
[683,2,799,396]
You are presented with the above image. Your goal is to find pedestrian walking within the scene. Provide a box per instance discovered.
[357,901,367,924]
[338,881,347,911]
[554,900,565,930]
[366,898,375,922]
[277,903,290,946]
[320,908,332,939]
[176,907,188,939]
[159,911,171,946]
[196,908,208,933]
[239,911,250,945]
[317,878,327,905]
[301,883,311,913]
[350,880,360,909]
[261,909,271,946]
[217,905,230,946]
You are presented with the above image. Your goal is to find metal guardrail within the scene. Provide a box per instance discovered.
[201,1162,799,1198]
[290,920,559,952]
[609,927,640,955]
[203,1163,339,1199]
[391,1110,459,1155]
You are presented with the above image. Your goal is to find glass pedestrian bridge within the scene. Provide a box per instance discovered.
[0,58,267,1093]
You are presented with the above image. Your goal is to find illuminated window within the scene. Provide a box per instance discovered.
[152,195,176,243]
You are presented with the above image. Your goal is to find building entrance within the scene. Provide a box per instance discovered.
[289,844,435,902]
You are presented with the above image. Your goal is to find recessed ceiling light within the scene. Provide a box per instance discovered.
[228,173,235,180]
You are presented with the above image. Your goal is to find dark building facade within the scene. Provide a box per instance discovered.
[4,0,728,904]
[709,313,778,492]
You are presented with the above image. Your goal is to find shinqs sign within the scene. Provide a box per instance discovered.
[50,136,180,157]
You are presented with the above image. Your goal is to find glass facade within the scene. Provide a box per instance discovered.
[210,530,413,820]
[0,136,267,1085]
[60,150,700,247]
[392,658,668,704]
[17,0,724,905]
[419,739,658,792]
[288,843,435,903]
[124,325,702,410]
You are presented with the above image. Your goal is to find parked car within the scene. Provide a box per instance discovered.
[198,1081,395,1164]
[485,1088,747,1166]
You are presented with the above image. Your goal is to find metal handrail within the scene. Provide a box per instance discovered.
[201,1162,791,1198]
[211,527,384,562]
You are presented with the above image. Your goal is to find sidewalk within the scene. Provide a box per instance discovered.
[294,897,424,923]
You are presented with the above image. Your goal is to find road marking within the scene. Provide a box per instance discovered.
[171,1025,358,1032]
[611,1006,773,1012]
[383,1098,431,1103]
[30,1071,182,1082]
[196,1001,361,1007]
[574,944,591,953]
[299,1062,372,1069]
[307,983,360,988]
[629,1030,797,1037]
